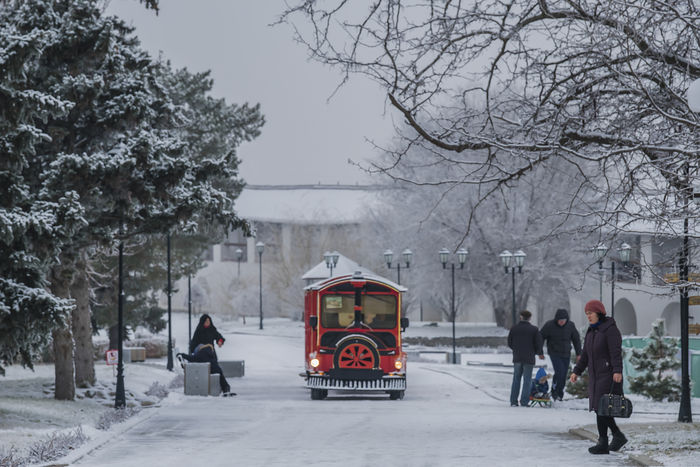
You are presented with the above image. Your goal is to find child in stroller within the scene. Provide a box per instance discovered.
[529,367,552,407]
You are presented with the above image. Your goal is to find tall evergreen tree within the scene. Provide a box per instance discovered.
[629,319,681,402]
[0,1,85,376]
[2,0,263,397]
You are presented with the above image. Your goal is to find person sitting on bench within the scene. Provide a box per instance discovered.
[178,344,234,396]
[178,314,234,396]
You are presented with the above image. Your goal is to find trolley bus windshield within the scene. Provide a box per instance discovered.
[321,294,397,329]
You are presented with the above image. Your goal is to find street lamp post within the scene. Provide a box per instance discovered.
[592,243,631,319]
[256,241,265,330]
[324,251,340,277]
[439,247,468,364]
[500,250,526,328]
[166,234,173,371]
[115,240,126,408]
[384,249,412,285]
[235,248,243,278]
[678,77,700,423]
[187,274,192,350]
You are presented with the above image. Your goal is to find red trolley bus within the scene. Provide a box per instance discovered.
[303,270,408,400]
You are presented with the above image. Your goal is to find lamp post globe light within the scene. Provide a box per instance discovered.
[677,77,700,423]
[384,248,412,285]
[593,244,609,300]
[439,247,468,364]
[324,250,340,278]
[256,241,264,330]
[235,247,243,278]
[500,249,526,328]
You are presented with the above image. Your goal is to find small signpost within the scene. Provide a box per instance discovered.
[106,349,118,365]
[106,349,118,376]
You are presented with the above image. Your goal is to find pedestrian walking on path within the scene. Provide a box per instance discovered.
[570,300,627,454]
[508,310,544,407]
[540,308,581,401]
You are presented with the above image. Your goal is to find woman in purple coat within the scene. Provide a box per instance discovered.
[570,300,627,454]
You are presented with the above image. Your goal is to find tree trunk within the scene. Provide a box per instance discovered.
[51,266,75,400]
[72,256,95,388]
[52,326,74,400]
[493,305,508,328]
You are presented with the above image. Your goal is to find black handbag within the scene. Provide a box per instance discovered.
[598,382,633,418]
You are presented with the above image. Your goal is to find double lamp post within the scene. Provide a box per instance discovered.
[439,247,468,364]
[592,242,631,319]
[499,250,526,327]
[384,249,412,284]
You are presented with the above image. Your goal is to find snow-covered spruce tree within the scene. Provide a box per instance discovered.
[629,319,681,402]
[0,3,86,376]
[87,64,263,341]
[9,0,262,397]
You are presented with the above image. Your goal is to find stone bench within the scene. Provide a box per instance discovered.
[219,360,245,378]
[184,360,245,396]
[184,362,211,396]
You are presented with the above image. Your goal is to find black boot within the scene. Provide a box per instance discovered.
[588,438,609,455]
[609,432,627,452]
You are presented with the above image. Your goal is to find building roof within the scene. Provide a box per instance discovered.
[234,184,386,224]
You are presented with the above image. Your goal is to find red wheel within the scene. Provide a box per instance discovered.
[338,342,375,369]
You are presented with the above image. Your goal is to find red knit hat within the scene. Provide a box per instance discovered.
[584,299,606,315]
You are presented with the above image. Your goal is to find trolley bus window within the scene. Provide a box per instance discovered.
[321,294,397,329]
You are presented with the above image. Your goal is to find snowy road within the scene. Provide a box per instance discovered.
[73,326,643,467]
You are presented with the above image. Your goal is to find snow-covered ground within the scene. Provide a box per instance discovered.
[1,314,698,466]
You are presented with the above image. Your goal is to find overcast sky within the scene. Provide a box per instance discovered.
[105,0,395,186]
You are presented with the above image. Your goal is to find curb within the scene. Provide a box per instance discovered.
[568,428,662,466]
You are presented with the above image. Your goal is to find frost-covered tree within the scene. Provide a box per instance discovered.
[2,0,263,397]
[0,1,86,376]
[369,139,597,327]
[629,319,681,402]
[282,1,700,253]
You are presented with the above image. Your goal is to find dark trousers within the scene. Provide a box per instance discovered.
[182,348,231,393]
[596,414,620,441]
[549,355,570,399]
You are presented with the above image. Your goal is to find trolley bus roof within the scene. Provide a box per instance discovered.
[304,271,407,292]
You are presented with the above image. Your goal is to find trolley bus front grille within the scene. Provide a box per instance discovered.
[306,376,406,391]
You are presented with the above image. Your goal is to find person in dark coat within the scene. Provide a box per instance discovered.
[507,310,545,407]
[189,314,226,355]
[571,300,627,454]
[540,308,581,401]
[178,314,233,395]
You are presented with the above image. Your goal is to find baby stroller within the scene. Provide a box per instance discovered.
[529,367,552,408]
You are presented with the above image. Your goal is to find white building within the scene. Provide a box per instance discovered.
[162,184,386,320]
[162,185,694,337]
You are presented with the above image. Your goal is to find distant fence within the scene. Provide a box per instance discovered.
[403,336,508,348]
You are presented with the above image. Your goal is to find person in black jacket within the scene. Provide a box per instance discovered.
[540,308,581,401]
[177,314,233,396]
[507,310,544,407]
[189,314,226,355]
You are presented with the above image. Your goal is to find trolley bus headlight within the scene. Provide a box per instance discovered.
[394,360,403,370]
[310,358,320,368]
